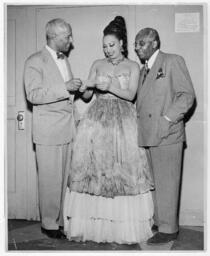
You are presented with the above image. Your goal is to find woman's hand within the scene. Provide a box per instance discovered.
[95,75,111,91]
[96,82,111,91]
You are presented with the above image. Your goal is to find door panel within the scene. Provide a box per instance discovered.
[7,19,16,106]
[7,120,16,192]
[7,7,28,218]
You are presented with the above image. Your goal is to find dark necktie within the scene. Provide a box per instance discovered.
[142,61,150,84]
[56,52,65,59]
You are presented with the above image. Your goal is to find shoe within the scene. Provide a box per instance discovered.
[151,224,158,232]
[41,227,66,239]
[147,232,178,245]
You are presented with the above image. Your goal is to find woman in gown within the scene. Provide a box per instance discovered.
[63,16,154,244]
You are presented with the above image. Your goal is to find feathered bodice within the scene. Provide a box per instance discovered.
[96,73,130,100]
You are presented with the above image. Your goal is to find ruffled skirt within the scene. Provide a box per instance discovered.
[64,97,154,243]
[64,189,154,244]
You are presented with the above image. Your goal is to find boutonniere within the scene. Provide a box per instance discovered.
[156,64,166,79]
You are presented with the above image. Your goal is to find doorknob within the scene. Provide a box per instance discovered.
[17,111,25,130]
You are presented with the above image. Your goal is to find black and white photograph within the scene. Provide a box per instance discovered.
[1,0,208,254]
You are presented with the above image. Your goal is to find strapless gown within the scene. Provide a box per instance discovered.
[63,74,154,244]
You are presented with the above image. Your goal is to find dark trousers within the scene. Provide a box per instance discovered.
[147,142,183,233]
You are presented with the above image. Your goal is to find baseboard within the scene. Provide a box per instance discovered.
[179,209,204,226]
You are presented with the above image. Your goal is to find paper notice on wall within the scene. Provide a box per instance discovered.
[175,13,200,33]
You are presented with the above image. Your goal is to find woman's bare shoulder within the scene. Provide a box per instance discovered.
[125,58,140,71]
[92,58,107,67]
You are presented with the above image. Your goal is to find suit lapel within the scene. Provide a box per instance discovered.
[139,66,146,86]
[41,47,73,103]
[41,47,64,84]
[137,51,165,105]
[137,67,145,101]
[64,58,75,102]
[64,58,73,80]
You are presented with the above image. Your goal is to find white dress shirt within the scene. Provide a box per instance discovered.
[147,49,159,69]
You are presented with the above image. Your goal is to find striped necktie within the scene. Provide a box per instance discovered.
[142,61,150,84]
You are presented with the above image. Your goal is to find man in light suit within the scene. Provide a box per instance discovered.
[135,28,195,244]
[24,18,82,239]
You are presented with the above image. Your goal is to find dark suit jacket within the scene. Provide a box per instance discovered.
[136,51,195,147]
[24,47,76,145]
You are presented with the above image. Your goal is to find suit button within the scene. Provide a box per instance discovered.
[149,114,152,118]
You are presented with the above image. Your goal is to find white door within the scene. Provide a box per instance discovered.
[7,7,29,218]
[7,5,136,219]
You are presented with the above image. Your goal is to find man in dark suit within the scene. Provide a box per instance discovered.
[24,18,82,238]
[135,27,195,244]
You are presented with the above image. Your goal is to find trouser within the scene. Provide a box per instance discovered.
[36,143,72,230]
[148,142,183,233]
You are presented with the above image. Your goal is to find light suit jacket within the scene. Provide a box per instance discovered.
[136,51,195,147]
[24,47,76,145]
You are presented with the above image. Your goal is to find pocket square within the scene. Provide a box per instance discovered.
[156,65,166,79]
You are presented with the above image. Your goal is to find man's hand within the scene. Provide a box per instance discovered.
[79,79,96,93]
[158,116,173,139]
[65,78,82,92]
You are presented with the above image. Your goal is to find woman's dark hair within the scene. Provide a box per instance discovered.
[103,16,128,58]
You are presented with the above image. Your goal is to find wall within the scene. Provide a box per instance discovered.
[133,4,206,226]
[8,4,206,225]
